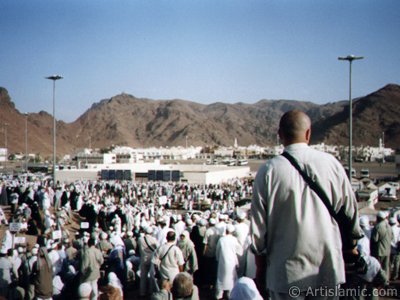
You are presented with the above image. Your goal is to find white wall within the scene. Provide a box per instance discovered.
[55,170,99,183]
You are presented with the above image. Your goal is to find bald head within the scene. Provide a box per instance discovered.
[278,110,311,146]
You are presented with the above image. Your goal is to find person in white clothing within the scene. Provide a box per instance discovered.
[389,217,400,280]
[173,214,186,238]
[357,217,371,257]
[137,226,159,297]
[360,215,372,239]
[234,210,249,277]
[215,224,243,300]
[251,110,362,300]
[155,217,170,245]
[152,230,185,284]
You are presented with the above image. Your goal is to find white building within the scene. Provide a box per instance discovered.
[55,160,251,185]
[0,148,7,162]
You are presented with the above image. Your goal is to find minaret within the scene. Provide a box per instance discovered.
[234,138,238,148]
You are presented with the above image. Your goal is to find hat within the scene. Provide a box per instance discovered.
[110,235,124,247]
[226,224,236,233]
[46,240,53,250]
[237,210,246,220]
[209,218,216,225]
[78,282,92,298]
[389,217,397,225]
[359,216,370,227]
[31,248,39,255]
[377,211,388,219]
[68,265,76,274]
[145,226,154,234]
[197,218,206,226]
[230,277,263,300]
[219,214,228,221]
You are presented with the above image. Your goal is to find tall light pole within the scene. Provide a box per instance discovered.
[338,55,363,179]
[3,123,8,172]
[25,113,28,172]
[45,75,63,185]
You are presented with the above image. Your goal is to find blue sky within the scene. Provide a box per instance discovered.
[1,0,399,122]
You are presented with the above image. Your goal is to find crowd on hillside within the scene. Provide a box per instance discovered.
[0,177,263,300]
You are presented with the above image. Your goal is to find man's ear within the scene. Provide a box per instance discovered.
[278,129,284,144]
[305,128,311,143]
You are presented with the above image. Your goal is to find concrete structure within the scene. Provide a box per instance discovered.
[0,148,7,162]
[55,160,251,185]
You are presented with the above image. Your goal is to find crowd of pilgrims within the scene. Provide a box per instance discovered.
[0,177,260,300]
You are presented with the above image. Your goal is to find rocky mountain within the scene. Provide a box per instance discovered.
[0,84,399,159]
[312,84,400,147]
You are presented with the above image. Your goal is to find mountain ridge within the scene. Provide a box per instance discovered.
[0,84,399,160]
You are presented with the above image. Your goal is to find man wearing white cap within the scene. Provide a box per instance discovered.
[215,224,242,299]
[138,226,159,297]
[97,232,112,257]
[371,210,392,278]
[203,217,220,289]
[389,217,400,280]
[229,276,263,300]
[357,217,371,257]
[173,214,186,238]
[360,215,372,239]
[156,217,170,245]
[234,210,249,277]
[79,237,104,300]
[0,247,13,298]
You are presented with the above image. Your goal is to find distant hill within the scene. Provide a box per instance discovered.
[0,84,399,159]
[312,84,400,147]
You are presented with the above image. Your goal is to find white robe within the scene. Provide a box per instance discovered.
[215,234,243,294]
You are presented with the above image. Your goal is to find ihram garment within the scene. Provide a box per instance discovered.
[251,143,362,293]
[215,234,243,298]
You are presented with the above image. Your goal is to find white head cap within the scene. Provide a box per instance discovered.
[359,216,370,228]
[377,211,388,219]
[230,277,263,300]
[237,210,246,220]
[78,282,92,298]
[226,224,236,233]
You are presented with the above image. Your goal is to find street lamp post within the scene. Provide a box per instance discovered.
[25,113,28,172]
[338,55,363,179]
[45,75,63,185]
[3,123,8,172]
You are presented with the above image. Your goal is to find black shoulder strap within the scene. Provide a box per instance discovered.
[160,245,175,261]
[144,236,155,252]
[281,151,340,224]
[282,151,361,251]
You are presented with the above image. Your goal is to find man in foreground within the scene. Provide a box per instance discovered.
[251,110,363,300]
